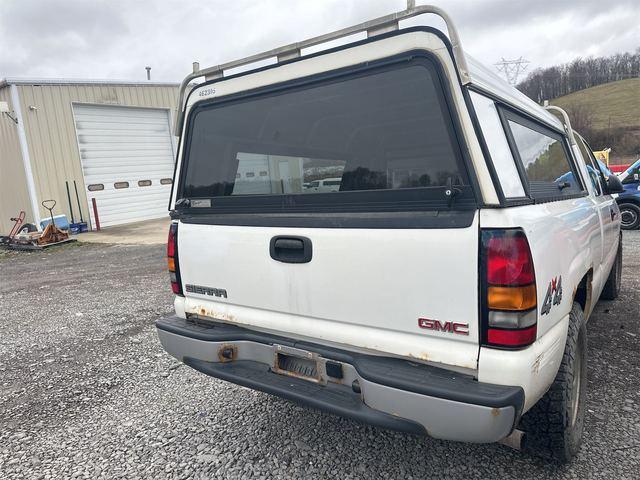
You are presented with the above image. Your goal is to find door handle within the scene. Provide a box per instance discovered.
[270,236,312,263]
[610,208,617,221]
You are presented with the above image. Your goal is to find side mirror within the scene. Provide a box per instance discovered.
[606,174,625,194]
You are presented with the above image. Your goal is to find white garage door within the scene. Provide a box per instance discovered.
[235,153,272,194]
[73,104,175,228]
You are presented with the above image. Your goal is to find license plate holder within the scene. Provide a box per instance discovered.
[271,345,326,384]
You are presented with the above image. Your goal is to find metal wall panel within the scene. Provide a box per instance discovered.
[0,86,33,233]
[16,84,178,229]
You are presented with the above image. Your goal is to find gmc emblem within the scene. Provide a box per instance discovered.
[418,318,469,335]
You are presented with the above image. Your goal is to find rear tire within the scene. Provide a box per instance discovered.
[619,203,640,230]
[519,302,587,463]
[601,235,622,300]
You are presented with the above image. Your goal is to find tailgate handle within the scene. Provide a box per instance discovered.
[270,236,312,264]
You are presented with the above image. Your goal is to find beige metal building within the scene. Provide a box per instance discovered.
[0,78,179,233]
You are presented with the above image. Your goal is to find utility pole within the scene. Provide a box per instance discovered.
[494,57,530,85]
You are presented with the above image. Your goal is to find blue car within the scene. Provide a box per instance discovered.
[555,157,639,229]
[617,159,640,230]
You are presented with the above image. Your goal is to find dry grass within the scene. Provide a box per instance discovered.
[552,78,640,130]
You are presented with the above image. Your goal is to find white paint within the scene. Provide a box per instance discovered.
[478,315,569,413]
[10,84,42,229]
[72,104,175,228]
[478,144,621,407]
[177,215,481,370]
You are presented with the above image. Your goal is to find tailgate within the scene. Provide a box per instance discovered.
[177,217,480,370]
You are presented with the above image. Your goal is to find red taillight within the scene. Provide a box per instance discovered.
[482,229,537,349]
[487,325,537,347]
[167,226,176,257]
[486,236,535,285]
[167,223,183,296]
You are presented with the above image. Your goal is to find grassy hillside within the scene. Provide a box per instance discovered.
[552,78,640,130]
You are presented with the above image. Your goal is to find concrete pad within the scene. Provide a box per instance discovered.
[77,217,171,245]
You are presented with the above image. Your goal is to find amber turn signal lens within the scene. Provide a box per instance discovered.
[167,257,175,272]
[487,284,536,311]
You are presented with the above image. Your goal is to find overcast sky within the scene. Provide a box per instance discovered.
[1,0,638,83]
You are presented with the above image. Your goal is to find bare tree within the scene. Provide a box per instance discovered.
[517,49,640,102]
[564,104,595,136]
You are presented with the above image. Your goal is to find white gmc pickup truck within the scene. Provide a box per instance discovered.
[156,4,625,462]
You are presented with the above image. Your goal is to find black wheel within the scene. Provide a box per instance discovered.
[601,235,622,300]
[519,302,587,463]
[619,203,640,230]
[18,223,37,234]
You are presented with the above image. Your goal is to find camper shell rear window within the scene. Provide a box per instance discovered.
[177,55,476,215]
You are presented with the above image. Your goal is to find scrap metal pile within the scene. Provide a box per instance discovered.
[0,200,76,251]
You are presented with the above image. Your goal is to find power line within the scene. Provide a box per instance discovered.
[495,57,530,85]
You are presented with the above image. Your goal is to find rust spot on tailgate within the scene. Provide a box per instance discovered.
[409,352,430,362]
[491,408,500,417]
[189,305,236,323]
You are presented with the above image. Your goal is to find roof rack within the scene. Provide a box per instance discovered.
[545,105,577,146]
[174,1,469,136]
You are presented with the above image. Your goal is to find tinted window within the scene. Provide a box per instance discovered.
[180,61,470,208]
[507,119,582,197]
[622,175,635,184]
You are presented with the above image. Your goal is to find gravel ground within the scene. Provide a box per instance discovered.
[0,232,639,479]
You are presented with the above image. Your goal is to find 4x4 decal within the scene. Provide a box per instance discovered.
[541,276,562,315]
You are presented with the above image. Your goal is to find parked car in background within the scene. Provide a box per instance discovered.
[305,177,343,193]
[565,147,640,230]
[156,3,625,464]
[616,159,640,229]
